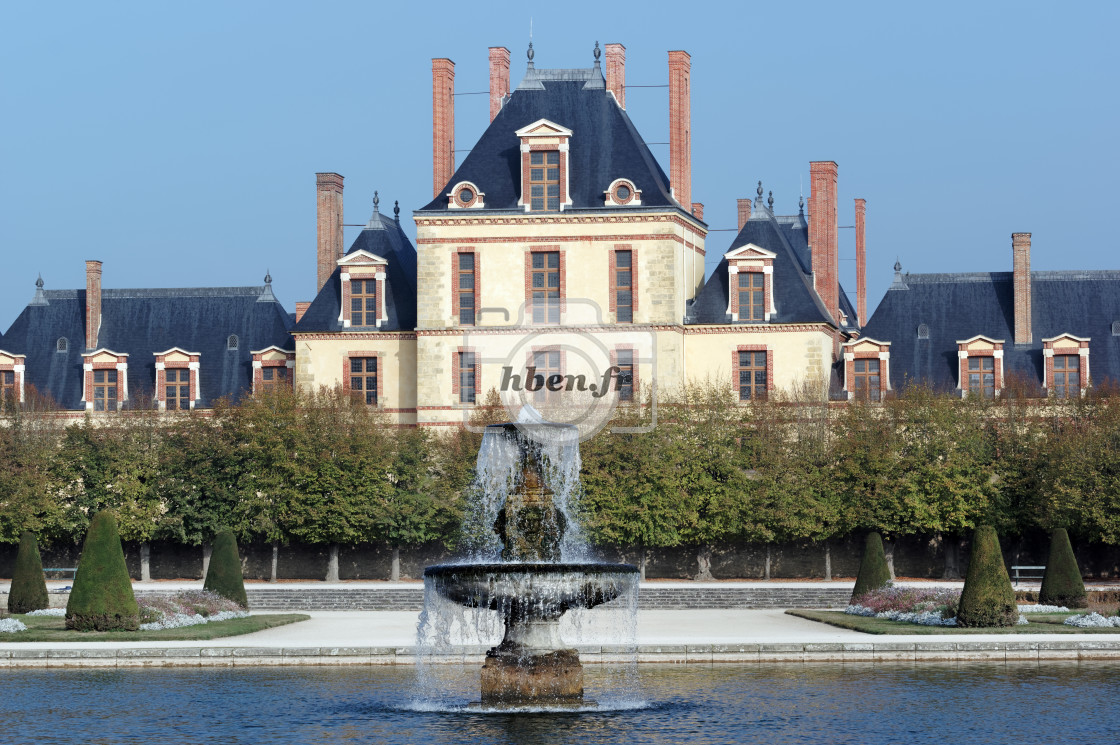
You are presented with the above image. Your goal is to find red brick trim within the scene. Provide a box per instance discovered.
[451,346,480,404]
[843,345,890,401]
[0,355,25,405]
[294,332,416,341]
[956,342,1004,396]
[732,344,773,400]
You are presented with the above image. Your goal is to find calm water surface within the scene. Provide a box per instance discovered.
[1,662,1117,744]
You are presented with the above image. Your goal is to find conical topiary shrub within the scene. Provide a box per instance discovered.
[8,531,50,614]
[65,511,140,631]
[203,530,248,608]
[851,531,892,602]
[1039,528,1087,609]
[956,525,1017,628]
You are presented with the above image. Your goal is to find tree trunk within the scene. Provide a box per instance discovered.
[824,541,832,581]
[695,545,714,581]
[270,542,279,583]
[639,547,647,581]
[943,534,962,580]
[884,539,897,580]
[390,546,401,582]
[764,545,772,581]
[326,543,340,582]
[201,542,213,580]
[140,542,151,582]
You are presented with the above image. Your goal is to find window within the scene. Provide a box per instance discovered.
[616,350,635,402]
[967,357,995,398]
[1053,355,1080,398]
[0,371,14,405]
[614,250,633,323]
[1113,321,1120,337]
[532,349,562,405]
[57,337,68,353]
[531,252,560,324]
[165,368,191,410]
[93,369,118,411]
[917,324,930,340]
[227,335,238,351]
[737,351,767,401]
[738,272,765,322]
[852,359,882,402]
[458,253,476,326]
[350,279,377,327]
[349,357,378,405]
[261,367,288,390]
[458,351,476,404]
[529,151,560,211]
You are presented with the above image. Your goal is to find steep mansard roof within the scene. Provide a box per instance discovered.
[418,69,684,215]
[294,206,418,333]
[2,285,293,408]
[688,206,859,332]
[862,270,1120,391]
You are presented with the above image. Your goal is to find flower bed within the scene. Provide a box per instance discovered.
[1064,613,1120,628]
[0,618,29,633]
[137,590,248,631]
[25,608,66,617]
[847,586,1048,628]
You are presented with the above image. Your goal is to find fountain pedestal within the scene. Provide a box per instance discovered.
[481,647,583,705]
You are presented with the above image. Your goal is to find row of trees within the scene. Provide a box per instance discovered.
[1,383,1118,578]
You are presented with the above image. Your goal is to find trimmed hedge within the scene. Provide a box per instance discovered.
[956,525,1017,628]
[1039,528,1087,609]
[203,530,248,608]
[65,511,140,631]
[851,531,892,602]
[8,532,50,614]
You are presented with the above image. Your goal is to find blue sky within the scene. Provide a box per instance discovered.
[2,1,1117,330]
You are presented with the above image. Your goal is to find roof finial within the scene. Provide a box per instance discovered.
[30,273,48,306]
[258,269,277,302]
[372,191,380,213]
[894,258,902,273]
[527,41,535,63]
[767,191,774,212]
[394,200,400,221]
[890,257,909,291]
[36,274,44,289]
[264,269,272,285]
[594,41,601,61]
[799,193,805,215]
[755,180,764,207]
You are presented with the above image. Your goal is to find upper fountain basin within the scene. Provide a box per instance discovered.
[425,563,639,616]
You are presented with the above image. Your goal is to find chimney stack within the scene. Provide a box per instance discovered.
[808,161,839,325]
[488,47,510,122]
[432,58,456,198]
[668,50,692,210]
[316,173,344,292]
[737,198,752,230]
[85,260,102,350]
[691,202,704,221]
[855,198,867,327]
[1013,232,1032,344]
[605,43,626,107]
[295,302,311,324]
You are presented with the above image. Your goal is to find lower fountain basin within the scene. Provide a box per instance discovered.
[424,562,639,618]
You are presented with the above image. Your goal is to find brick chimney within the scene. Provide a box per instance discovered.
[668,50,691,209]
[1013,232,1032,344]
[488,47,510,122]
[808,161,839,324]
[855,198,867,327]
[295,302,311,324]
[737,198,752,230]
[605,43,626,107]
[85,260,102,350]
[691,202,704,221]
[432,58,455,198]
[316,172,344,292]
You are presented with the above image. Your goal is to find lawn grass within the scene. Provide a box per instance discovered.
[0,613,309,642]
[787,609,1120,635]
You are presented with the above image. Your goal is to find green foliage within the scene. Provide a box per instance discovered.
[956,525,1017,628]
[203,530,248,607]
[65,511,140,631]
[1039,528,1087,609]
[8,531,49,613]
[851,532,892,601]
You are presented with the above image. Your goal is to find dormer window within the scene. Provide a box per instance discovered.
[0,350,26,406]
[1043,334,1090,398]
[57,337,69,353]
[154,348,200,411]
[604,178,641,207]
[1113,321,1120,336]
[337,250,388,329]
[227,335,239,351]
[723,244,777,323]
[448,181,484,209]
[515,119,573,213]
[252,346,296,395]
[843,339,891,401]
[917,324,930,340]
[82,349,129,411]
[956,335,1004,399]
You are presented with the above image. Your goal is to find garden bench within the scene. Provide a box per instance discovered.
[42,567,78,582]
[1010,565,1045,585]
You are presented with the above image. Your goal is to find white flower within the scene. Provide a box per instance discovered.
[25,608,66,617]
[140,609,249,631]
[0,618,28,633]
[1018,604,1069,613]
[1063,613,1120,628]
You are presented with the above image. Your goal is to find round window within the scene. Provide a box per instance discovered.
[459,187,474,204]
[615,185,631,201]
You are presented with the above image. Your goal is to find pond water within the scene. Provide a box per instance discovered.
[2,662,1118,744]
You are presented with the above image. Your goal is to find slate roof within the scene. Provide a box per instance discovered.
[293,205,417,333]
[2,284,293,409]
[862,270,1120,391]
[418,64,684,215]
[688,205,858,332]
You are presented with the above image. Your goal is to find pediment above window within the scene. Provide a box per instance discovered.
[514,119,574,139]
[724,243,777,262]
[338,250,389,268]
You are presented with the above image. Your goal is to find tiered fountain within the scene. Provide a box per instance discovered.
[421,420,639,708]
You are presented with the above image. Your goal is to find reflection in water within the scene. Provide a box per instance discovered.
[1,662,1118,744]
